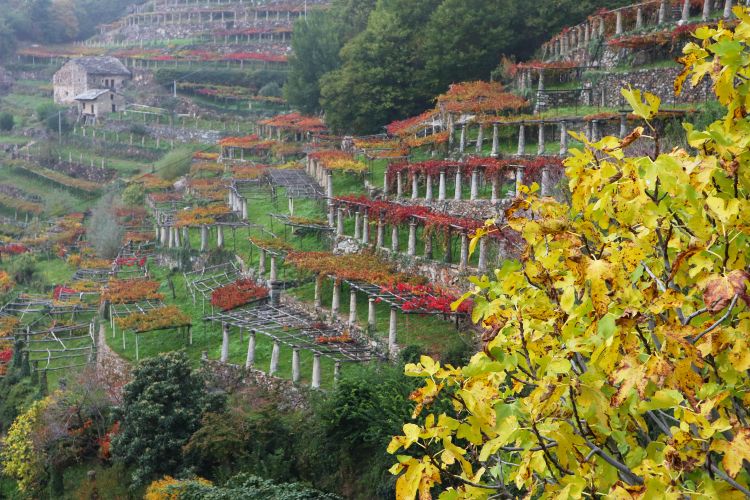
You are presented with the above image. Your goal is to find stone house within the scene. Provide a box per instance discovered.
[75,89,125,125]
[53,56,131,105]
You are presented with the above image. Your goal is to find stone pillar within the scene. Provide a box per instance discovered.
[336,207,344,237]
[491,175,500,203]
[354,211,361,240]
[200,225,208,251]
[470,170,479,200]
[388,307,398,355]
[537,122,545,155]
[411,175,419,199]
[391,226,400,252]
[598,16,605,36]
[703,0,711,21]
[160,226,168,246]
[269,340,280,375]
[592,120,600,142]
[245,330,256,368]
[362,213,370,244]
[217,225,224,248]
[619,113,628,138]
[221,323,230,363]
[311,354,321,389]
[314,275,322,308]
[332,279,341,316]
[424,234,433,259]
[491,124,499,158]
[475,124,485,153]
[376,217,385,248]
[516,166,525,195]
[517,124,526,155]
[383,171,389,196]
[541,167,552,197]
[454,166,463,200]
[349,289,357,326]
[615,10,623,34]
[269,256,278,282]
[167,226,174,248]
[724,0,732,19]
[241,199,248,220]
[396,171,403,198]
[257,249,267,278]
[326,171,334,200]
[478,238,488,272]
[182,227,190,249]
[292,348,300,384]
[407,222,417,256]
[438,170,447,200]
[328,205,335,227]
[659,0,668,23]
[334,362,341,384]
[681,0,690,23]
[459,232,469,271]
[459,123,466,153]
[368,298,376,332]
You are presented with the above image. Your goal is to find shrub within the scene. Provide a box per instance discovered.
[0,112,14,131]
[258,82,282,98]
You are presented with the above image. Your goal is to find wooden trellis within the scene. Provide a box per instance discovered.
[183,262,243,311]
[23,321,96,372]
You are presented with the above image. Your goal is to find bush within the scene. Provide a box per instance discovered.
[0,112,14,131]
[156,146,196,180]
[86,193,124,259]
[258,82,282,98]
[121,183,145,207]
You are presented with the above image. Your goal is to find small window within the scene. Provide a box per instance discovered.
[110,94,114,100]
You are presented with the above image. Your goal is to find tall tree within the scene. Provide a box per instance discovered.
[111,352,224,487]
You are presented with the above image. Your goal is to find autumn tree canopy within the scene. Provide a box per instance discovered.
[388,9,750,499]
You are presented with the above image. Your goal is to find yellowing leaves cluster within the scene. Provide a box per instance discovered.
[388,8,750,499]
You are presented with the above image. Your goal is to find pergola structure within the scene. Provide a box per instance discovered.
[205,301,379,388]
[184,262,244,311]
[110,299,191,360]
[267,168,323,203]
[23,321,96,372]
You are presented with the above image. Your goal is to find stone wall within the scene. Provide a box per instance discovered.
[95,323,132,401]
[201,359,309,411]
[588,66,713,108]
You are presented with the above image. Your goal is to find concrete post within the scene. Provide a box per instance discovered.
[269,340,280,375]
[292,348,300,383]
[182,227,190,249]
[459,123,466,153]
[478,238,488,272]
[388,307,398,355]
[681,0,690,23]
[258,249,266,278]
[476,124,485,153]
[598,16,605,36]
[703,0,711,21]
[407,222,417,256]
[454,166,463,200]
[470,170,479,200]
[336,207,344,237]
[269,256,278,282]
[217,225,224,248]
[200,225,208,251]
[334,362,341,385]
[724,0,732,19]
[326,171,334,200]
[560,120,568,155]
[328,205,335,227]
[491,124,499,158]
[245,330,256,368]
[516,166,526,195]
[411,175,419,199]
[368,298,376,333]
[592,120,600,142]
[383,171,389,196]
[311,354,321,389]
[425,174,433,200]
[459,232,469,270]
[537,122,545,155]
[396,171,403,198]
[332,279,341,316]
[517,124,526,155]
[221,323,230,362]
[167,226,174,248]
[362,213,370,244]
[391,226,400,252]
[376,218,385,248]
[619,113,628,138]
[659,0,668,23]
[491,175,500,203]
[314,275,322,308]
[424,234,433,259]
[615,10,623,34]
[541,167,552,197]
[438,170,447,200]
[349,289,357,326]
[241,199,248,220]
[354,211,361,240]
[160,226,168,246]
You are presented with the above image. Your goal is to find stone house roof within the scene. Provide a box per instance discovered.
[74,89,111,101]
[73,56,131,77]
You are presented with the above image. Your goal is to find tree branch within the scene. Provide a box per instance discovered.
[691,294,739,344]
[709,463,750,498]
